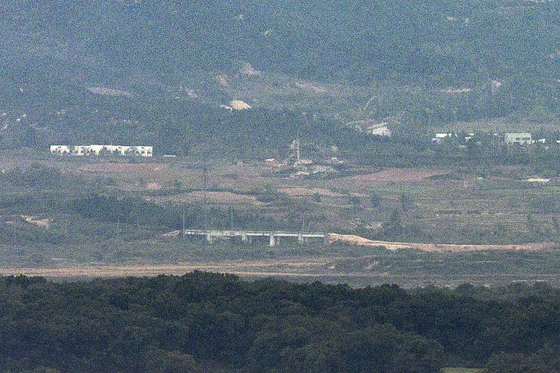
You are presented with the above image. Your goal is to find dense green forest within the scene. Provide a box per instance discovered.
[2,273,560,372]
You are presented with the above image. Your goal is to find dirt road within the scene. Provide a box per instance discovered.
[327,234,558,252]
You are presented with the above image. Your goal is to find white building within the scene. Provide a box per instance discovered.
[50,145,71,155]
[50,145,153,157]
[432,133,456,144]
[504,133,532,145]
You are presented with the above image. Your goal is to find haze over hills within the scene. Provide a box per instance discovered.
[2,0,560,154]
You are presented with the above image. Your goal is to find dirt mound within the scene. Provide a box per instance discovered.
[229,100,252,110]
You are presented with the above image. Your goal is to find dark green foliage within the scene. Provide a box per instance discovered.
[370,192,381,208]
[3,274,560,371]
[254,184,288,204]
[313,192,321,203]
[69,194,296,232]
[2,164,65,189]
[348,195,361,208]
[485,346,560,373]
[70,194,180,229]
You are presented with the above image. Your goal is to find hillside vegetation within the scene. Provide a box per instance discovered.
[2,0,560,154]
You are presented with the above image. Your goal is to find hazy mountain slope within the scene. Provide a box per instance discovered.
[1,0,560,153]
[3,0,559,83]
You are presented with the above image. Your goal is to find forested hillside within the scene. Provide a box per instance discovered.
[2,272,560,372]
[2,0,560,155]
[3,0,559,83]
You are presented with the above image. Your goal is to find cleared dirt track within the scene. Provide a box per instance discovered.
[327,234,559,252]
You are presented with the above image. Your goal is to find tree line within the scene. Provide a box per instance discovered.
[2,273,560,372]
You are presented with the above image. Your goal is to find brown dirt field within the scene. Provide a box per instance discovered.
[350,168,447,184]
[78,162,169,173]
[0,259,329,279]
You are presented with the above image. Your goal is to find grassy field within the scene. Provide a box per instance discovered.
[2,153,558,244]
[1,150,560,286]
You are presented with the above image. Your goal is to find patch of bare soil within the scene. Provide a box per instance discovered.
[161,230,181,238]
[87,87,133,97]
[78,162,169,173]
[146,182,162,190]
[278,187,345,197]
[149,191,260,206]
[21,215,51,228]
[294,81,327,93]
[351,168,447,183]
[327,233,558,252]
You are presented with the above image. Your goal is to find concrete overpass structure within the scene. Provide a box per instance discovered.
[183,229,326,246]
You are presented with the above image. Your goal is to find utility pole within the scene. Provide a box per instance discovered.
[182,203,185,239]
[203,156,208,233]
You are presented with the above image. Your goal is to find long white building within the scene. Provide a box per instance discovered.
[504,133,532,145]
[50,145,153,157]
